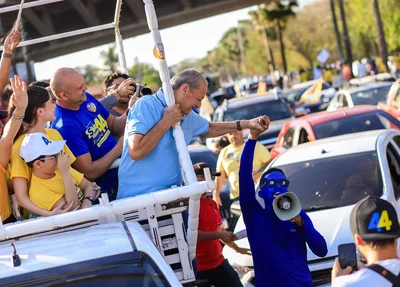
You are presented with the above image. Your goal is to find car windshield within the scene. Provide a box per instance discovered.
[283,88,308,102]
[274,152,383,211]
[350,86,391,105]
[313,112,399,139]
[222,100,292,122]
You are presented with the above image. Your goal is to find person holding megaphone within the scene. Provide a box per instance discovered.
[239,115,328,287]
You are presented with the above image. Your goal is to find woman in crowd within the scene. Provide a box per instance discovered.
[0,75,27,223]
[9,83,77,216]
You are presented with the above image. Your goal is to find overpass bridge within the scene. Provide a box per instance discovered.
[1,0,265,63]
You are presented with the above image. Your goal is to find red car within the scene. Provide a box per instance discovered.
[270,105,400,159]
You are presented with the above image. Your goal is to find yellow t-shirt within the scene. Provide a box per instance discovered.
[217,142,271,199]
[10,129,76,181]
[29,168,84,211]
[0,164,12,222]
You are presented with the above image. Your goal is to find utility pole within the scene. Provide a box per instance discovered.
[338,0,353,77]
[236,26,248,76]
[329,0,344,62]
[372,0,389,72]
[261,27,276,83]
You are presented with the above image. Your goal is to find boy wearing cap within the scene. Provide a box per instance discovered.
[194,162,249,287]
[332,196,400,287]
[20,133,98,212]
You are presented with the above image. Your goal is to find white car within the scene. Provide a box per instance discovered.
[0,221,179,286]
[224,129,400,286]
[327,82,392,112]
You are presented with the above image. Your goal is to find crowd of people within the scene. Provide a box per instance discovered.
[1,28,400,287]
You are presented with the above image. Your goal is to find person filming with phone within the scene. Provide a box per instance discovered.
[239,115,327,287]
[332,196,400,287]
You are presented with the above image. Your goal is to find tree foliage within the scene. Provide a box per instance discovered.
[190,0,400,82]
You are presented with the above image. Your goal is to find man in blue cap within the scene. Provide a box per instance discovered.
[239,115,327,287]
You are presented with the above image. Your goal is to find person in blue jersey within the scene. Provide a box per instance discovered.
[239,115,328,287]
[50,68,132,201]
[118,68,267,199]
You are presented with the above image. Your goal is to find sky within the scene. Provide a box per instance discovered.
[34,1,314,80]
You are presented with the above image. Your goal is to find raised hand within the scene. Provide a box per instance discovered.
[10,75,28,114]
[4,30,21,54]
[248,115,270,139]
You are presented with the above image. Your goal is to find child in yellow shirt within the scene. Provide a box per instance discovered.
[19,133,98,212]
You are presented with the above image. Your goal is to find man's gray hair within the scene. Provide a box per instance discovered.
[170,68,207,90]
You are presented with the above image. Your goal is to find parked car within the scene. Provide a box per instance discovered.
[189,144,218,170]
[270,106,400,159]
[379,79,400,120]
[283,80,336,114]
[327,82,392,112]
[283,80,333,104]
[206,94,295,152]
[349,72,396,87]
[224,129,400,286]
[0,221,179,286]
[209,91,235,110]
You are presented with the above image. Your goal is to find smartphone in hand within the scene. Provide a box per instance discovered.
[338,243,358,271]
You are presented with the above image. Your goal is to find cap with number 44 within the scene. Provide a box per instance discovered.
[350,196,400,242]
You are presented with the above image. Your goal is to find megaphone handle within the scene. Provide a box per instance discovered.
[291,214,303,226]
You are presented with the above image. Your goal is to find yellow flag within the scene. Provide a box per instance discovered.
[300,77,323,104]
[200,96,214,122]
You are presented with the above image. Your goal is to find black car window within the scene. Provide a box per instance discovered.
[313,112,398,140]
[387,142,400,200]
[222,99,292,122]
[0,253,172,287]
[342,95,348,107]
[282,127,295,148]
[350,86,391,105]
[298,128,310,144]
[274,151,382,211]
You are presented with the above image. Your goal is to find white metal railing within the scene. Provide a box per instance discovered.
[0,0,205,271]
[0,0,128,73]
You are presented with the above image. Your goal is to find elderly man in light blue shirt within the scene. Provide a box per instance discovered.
[118,68,267,199]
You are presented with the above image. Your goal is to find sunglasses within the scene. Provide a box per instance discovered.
[261,179,290,189]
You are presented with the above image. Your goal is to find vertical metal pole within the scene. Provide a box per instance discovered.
[114,0,128,74]
[142,0,200,261]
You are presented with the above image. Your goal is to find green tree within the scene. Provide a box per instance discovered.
[258,0,298,73]
[285,0,338,68]
[100,44,119,73]
[129,58,162,90]
[75,64,104,85]
[249,9,276,76]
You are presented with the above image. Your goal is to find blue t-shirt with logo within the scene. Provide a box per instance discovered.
[117,89,210,199]
[51,92,118,189]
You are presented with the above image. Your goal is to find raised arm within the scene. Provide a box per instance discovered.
[0,30,20,93]
[205,118,267,138]
[239,139,258,208]
[0,75,26,168]
[239,116,270,209]
[297,210,328,257]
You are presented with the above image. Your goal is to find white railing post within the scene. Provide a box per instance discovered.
[142,0,201,261]
[114,0,128,74]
